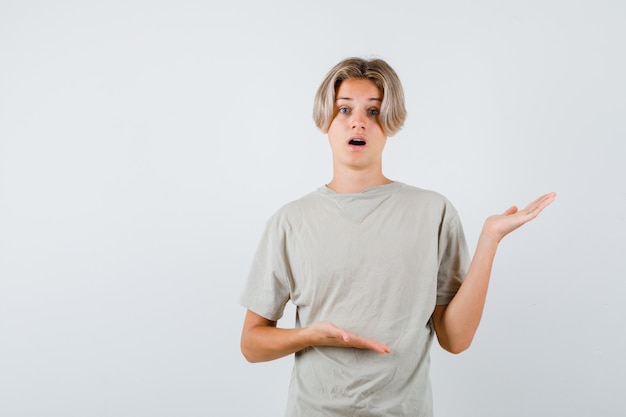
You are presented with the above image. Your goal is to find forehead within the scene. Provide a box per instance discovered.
[335,78,382,100]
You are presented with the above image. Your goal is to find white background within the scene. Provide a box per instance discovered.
[1,1,625,416]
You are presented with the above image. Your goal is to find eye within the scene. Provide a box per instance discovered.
[338,107,350,114]
[368,108,380,116]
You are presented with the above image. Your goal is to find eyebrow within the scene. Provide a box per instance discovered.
[336,96,382,102]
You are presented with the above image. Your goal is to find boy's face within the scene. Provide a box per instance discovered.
[327,78,387,172]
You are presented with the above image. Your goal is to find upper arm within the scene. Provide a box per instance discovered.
[431,305,447,334]
[431,304,471,354]
[242,309,276,336]
[431,304,453,351]
[240,309,284,362]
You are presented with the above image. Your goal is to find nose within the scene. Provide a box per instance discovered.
[351,110,367,130]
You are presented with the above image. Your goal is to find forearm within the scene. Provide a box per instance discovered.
[436,230,499,353]
[240,310,391,362]
[241,323,310,363]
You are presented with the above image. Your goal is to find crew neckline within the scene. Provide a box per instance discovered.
[318,181,402,197]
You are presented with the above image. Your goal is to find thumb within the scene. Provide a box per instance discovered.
[503,205,518,216]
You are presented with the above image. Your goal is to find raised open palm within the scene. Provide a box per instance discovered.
[483,192,557,242]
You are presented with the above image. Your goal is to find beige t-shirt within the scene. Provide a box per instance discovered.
[241,182,469,417]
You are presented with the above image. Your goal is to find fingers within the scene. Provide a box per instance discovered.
[529,192,556,208]
[317,323,391,354]
[530,192,557,208]
[484,192,556,241]
[503,192,556,218]
[345,333,391,354]
[520,192,557,218]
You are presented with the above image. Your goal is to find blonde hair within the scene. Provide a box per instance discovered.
[313,57,407,136]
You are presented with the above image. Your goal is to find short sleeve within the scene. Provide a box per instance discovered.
[436,204,469,305]
[239,212,292,321]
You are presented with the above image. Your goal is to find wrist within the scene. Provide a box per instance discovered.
[478,227,501,246]
[297,326,314,349]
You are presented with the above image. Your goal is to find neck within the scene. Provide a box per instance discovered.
[326,166,392,193]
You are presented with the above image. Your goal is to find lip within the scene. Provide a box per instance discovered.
[347,135,367,149]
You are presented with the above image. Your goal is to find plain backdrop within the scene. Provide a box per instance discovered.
[1,1,625,416]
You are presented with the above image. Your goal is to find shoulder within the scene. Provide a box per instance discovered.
[264,189,324,229]
[394,182,454,207]
[394,182,462,224]
[276,189,323,215]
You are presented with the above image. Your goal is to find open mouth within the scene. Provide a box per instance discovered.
[348,138,366,146]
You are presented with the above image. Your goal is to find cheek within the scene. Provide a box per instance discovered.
[327,118,342,135]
